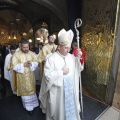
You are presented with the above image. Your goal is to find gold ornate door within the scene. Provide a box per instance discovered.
[81,0,118,101]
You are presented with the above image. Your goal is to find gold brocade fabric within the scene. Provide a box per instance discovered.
[7,56,13,71]
[11,50,38,96]
[38,43,57,75]
[7,60,11,71]
[38,43,57,63]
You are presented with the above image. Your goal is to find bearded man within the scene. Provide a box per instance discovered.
[11,39,39,115]
[38,34,58,75]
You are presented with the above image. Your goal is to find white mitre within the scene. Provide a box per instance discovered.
[58,29,74,46]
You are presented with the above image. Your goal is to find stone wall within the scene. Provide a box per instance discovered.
[112,61,120,109]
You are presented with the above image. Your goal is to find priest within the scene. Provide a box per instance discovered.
[39,29,84,120]
[38,34,57,75]
[11,39,39,115]
[4,45,16,94]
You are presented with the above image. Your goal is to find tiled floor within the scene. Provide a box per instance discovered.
[97,106,120,120]
[0,79,120,120]
[83,87,120,120]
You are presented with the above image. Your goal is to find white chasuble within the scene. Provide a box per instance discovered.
[34,53,42,85]
[4,53,16,94]
[4,53,12,81]
[39,52,84,120]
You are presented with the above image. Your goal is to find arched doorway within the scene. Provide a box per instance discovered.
[0,10,32,45]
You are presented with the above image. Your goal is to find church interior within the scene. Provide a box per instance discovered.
[0,0,120,120]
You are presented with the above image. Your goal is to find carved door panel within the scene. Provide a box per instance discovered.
[81,0,117,102]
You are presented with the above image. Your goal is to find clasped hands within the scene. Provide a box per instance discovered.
[24,61,32,67]
[62,66,69,75]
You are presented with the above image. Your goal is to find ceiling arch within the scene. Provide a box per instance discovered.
[0,0,68,28]
[32,0,68,27]
[0,0,68,44]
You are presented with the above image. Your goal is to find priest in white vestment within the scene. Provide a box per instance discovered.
[34,47,42,85]
[11,39,39,115]
[4,45,16,94]
[16,42,21,52]
[39,29,84,120]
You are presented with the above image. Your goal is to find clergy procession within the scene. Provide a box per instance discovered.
[1,26,86,120]
[1,0,120,119]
